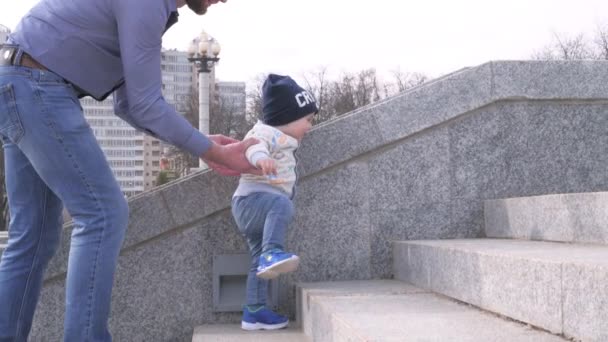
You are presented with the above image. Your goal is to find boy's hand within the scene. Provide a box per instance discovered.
[256,158,277,176]
[201,136,263,176]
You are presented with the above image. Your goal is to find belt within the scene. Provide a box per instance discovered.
[0,45,48,71]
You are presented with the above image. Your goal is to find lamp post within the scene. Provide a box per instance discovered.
[188,30,221,169]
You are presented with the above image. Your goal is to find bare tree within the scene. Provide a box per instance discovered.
[210,94,250,140]
[391,69,429,94]
[163,86,199,176]
[244,73,266,128]
[302,66,330,125]
[533,32,594,60]
[594,24,608,60]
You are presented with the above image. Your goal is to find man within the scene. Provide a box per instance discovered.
[0,0,258,340]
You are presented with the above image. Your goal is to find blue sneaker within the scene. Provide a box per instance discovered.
[256,249,300,279]
[241,306,289,330]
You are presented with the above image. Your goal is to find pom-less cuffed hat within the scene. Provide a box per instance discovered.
[262,74,318,126]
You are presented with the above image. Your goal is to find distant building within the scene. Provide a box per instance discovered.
[80,45,248,195]
[216,81,246,117]
[81,49,200,196]
[81,97,145,197]
[0,25,10,43]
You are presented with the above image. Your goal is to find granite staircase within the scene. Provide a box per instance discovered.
[193,192,608,341]
[395,192,608,341]
[15,60,607,341]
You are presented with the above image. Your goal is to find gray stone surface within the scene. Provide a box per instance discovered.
[374,63,494,145]
[0,231,7,244]
[31,211,246,342]
[193,325,310,342]
[28,61,608,340]
[298,110,385,177]
[30,278,65,341]
[301,281,565,342]
[161,172,238,227]
[562,262,608,342]
[394,239,608,340]
[492,60,608,100]
[297,280,425,337]
[485,191,608,245]
[521,103,608,194]
[282,162,374,317]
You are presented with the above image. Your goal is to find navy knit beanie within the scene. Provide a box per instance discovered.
[262,74,318,126]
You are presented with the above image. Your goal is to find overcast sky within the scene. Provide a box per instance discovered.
[2,0,608,84]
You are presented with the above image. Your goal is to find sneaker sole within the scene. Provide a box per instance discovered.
[256,256,300,279]
[241,320,289,331]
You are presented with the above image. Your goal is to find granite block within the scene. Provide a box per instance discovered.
[450,199,485,238]
[288,162,373,283]
[398,240,564,334]
[374,62,493,144]
[193,325,309,342]
[393,243,433,290]
[298,109,385,177]
[563,262,608,341]
[162,171,238,227]
[369,127,451,206]
[317,293,566,342]
[522,103,608,195]
[121,190,176,248]
[370,202,451,279]
[492,60,608,100]
[449,104,531,200]
[485,192,608,244]
[296,280,425,337]
[30,278,65,342]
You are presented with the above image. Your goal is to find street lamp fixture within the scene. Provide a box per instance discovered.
[188,30,221,73]
[187,30,221,169]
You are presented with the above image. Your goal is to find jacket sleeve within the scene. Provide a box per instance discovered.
[111,0,211,158]
[244,126,273,167]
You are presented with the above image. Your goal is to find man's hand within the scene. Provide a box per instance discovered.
[201,135,263,176]
[256,158,277,176]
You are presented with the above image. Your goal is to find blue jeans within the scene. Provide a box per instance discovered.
[0,65,128,342]
[231,192,294,306]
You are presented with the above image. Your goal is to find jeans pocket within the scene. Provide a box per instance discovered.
[0,83,25,144]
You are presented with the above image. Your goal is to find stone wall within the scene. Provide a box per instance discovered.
[29,61,608,341]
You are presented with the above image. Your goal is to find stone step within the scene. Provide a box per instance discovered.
[297,280,564,342]
[484,192,608,244]
[394,239,608,341]
[192,324,309,342]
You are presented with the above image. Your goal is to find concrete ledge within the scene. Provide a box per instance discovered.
[485,192,608,244]
[192,325,309,342]
[299,280,564,341]
[394,239,608,340]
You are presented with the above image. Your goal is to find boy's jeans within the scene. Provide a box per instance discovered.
[0,65,128,342]
[231,192,294,305]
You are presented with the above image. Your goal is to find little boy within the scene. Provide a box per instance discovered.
[231,74,317,331]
